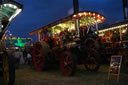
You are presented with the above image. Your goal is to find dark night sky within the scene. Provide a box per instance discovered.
[8,0,124,39]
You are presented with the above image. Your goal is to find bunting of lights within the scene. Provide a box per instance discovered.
[2,3,22,21]
[98,24,128,33]
[72,12,106,24]
[2,30,13,40]
[1,1,22,32]
[29,11,106,35]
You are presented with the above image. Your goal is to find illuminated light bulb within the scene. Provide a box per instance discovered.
[13,5,17,9]
[122,29,126,33]
[97,14,100,17]
[89,12,91,15]
[84,12,86,16]
[73,15,77,17]
[9,4,12,7]
[10,34,12,36]
[93,13,95,16]
[4,4,7,7]
[78,13,82,16]
[97,19,101,22]
[102,17,104,20]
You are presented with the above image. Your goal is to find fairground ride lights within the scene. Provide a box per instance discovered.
[98,24,128,33]
[4,4,17,9]
[9,9,22,21]
[3,3,22,21]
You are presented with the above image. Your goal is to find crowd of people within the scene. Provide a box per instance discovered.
[7,44,33,85]
[8,44,33,68]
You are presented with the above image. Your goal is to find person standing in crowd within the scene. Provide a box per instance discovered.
[19,49,24,65]
[13,48,23,68]
[23,48,28,64]
[7,44,16,85]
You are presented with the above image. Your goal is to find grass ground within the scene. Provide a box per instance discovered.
[14,64,128,85]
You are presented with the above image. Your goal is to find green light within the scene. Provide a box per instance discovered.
[14,43,25,47]
[14,39,25,47]
[17,39,22,43]
[8,38,32,47]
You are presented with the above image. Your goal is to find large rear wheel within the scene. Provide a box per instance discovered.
[60,52,76,76]
[84,49,100,71]
[33,42,45,71]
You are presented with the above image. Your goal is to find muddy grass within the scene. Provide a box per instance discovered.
[15,64,128,85]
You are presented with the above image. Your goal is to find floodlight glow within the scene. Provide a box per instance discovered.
[9,9,22,21]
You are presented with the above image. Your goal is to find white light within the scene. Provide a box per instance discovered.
[93,13,95,16]
[122,29,126,33]
[4,4,7,7]
[97,14,100,17]
[73,15,77,17]
[89,12,91,15]
[13,6,17,9]
[10,34,12,36]
[84,12,86,15]
[98,24,128,33]
[3,4,17,9]
[102,17,104,20]
[9,9,22,21]
[98,33,104,36]
[78,13,82,16]
[9,4,12,7]
[69,26,75,30]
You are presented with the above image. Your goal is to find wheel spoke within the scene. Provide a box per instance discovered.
[84,49,100,71]
[60,52,75,76]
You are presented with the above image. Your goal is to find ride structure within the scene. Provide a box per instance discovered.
[0,0,22,85]
[29,11,106,76]
[96,0,128,63]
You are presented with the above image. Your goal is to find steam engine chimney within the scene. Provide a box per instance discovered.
[73,0,80,37]
[73,0,79,14]
[122,0,128,20]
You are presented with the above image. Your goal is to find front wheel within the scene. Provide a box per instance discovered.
[60,52,77,76]
[84,48,100,71]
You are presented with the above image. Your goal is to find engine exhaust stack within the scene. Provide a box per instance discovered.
[122,0,128,20]
[73,0,79,14]
[73,0,80,37]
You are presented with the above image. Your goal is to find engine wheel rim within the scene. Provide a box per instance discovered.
[84,49,99,71]
[33,42,44,71]
[60,53,73,76]
[3,54,9,85]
